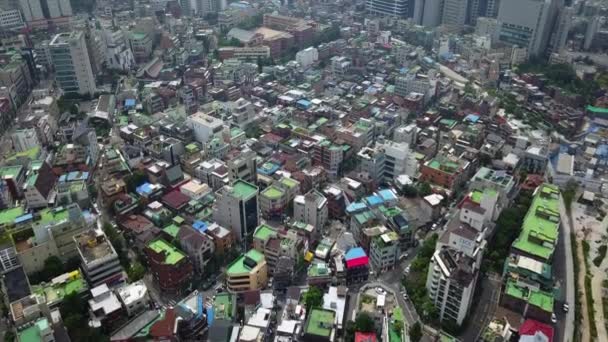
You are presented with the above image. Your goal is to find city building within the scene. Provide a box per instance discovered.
[145,239,193,294]
[303,308,336,342]
[226,249,268,293]
[511,184,560,263]
[19,0,43,22]
[294,189,328,230]
[176,225,215,274]
[296,47,318,69]
[496,0,558,57]
[187,111,224,144]
[426,245,479,326]
[369,231,399,272]
[343,247,369,284]
[23,162,56,210]
[49,31,96,96]
[366,0,409,18]
[213,180,259,241]
[419,157,468,192]
[11,129,39,153]
[47,0,72,18]
[74,229,125,287]
[441,0,469,28]
[115,280,149,317]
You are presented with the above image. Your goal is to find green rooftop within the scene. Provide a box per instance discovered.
[262,185,284,200]
[163,224,181,239]
[0,207,24,225]
[280,177,298,189]
[6,146,40,161]
[512,184,560,261]
[226,249,265,275]
[18,318,50,342]
[0,165,23,179]
[147,239,186,265]
[214,293,235,320]
[231,180,258,199]
[254,224,276,241]
[37,207,70,226]
[31,271,87,305]
[505,279,553,313]
[305,308,335,337]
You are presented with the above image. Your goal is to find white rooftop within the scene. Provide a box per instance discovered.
[322,286,346,328]
[116,281,148,307]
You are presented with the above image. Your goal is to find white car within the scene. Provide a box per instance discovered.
[375,287,386,295]
[404,266,411,274]
[563,303,569,313]
[551,313,557,324]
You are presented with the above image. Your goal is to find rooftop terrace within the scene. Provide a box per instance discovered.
[305,308,335,337]
[147,239,186,265]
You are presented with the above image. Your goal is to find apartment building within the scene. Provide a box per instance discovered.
[293,189,328,230]
[74,229,125,287]
[213,180,259,241]
[226,249,268,293]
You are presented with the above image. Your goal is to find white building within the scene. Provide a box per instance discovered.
[212,180,259,241]
[115,280,149,316]
[11,128,39,152]
[426,246,479,326]
[381,140,418,179]
[231,98,255,129]
[187,111,224,143]
[294,189,328,230]
[393,123,417,146]
[296,47,318,69]
[370,231,399,272]
[49,31,97,96]
[227,148,257,183]
[88,284,122,328]
[180,180,211,200]
[0,9,24,30]
[74,229,125,287]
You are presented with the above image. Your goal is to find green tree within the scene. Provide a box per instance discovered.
[42,256,64,280]
[344,321,356,342]
[401,184,418,198]
[124,170,148,193]
[354,312,375,332]
[409,322,422,342]
[127,261,146,282]
[417,182,432,196]
[303,286,324,311]
[394,320,403,333]
[4,331,15,342]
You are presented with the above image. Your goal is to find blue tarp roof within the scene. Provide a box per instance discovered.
[193,220,208,233]
[465,114,480,123]
[296,99,311,108]
[125,99,136,107]
[378,189,397,202]
[345,247,367,261]
[365,195,383,206]
[14,213,33,224]
[136,182,153,195]
[346,202,367,214]
[207,307,215,326]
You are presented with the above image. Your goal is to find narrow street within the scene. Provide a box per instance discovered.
[558,196,576,342]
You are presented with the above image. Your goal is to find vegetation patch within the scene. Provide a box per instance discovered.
[593,245,607,267]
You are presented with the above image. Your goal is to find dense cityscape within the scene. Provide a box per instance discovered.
[0,0,606,341]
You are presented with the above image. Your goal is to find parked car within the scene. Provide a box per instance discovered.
[563,303,569,312]
[551,313,557,324]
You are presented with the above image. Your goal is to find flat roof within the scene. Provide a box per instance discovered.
[254,224,276,241]
[31,270,87,304]
[512,184,560,260]
[0,206,24,225]
[147,239,186,265]
[231,180,258,199]
[214,293,234,320]
[18,318,50,342]
[305,308,335,337]
[261,185,284,200]
[226,249,265,275]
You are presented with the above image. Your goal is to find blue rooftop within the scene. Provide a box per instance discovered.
[136,182,154,195]
[193,220,208,233]
[257,162,280,176]
[377,189,397,202]
[365,195,383,207]
[125,99,136,107]
[346,202,367,214]
[14,213,33,224]
[296,99,311,109]
[345,247,367,261]
[465,114,480,123]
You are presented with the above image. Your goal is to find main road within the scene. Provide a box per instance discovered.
[557,196,575,342]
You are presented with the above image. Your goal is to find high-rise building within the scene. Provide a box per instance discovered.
[584,16,600,50]
[497,0,558,57]
[442,0,469,28]
[414,0,443,27]
[49,31,96,96]
[549,6,573,53]
[18,0,43,21]
[293,190,328,230]
[46,0,71,18]
[213,180,259,241]
[366,0,409,18]
[74,229,126,287]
